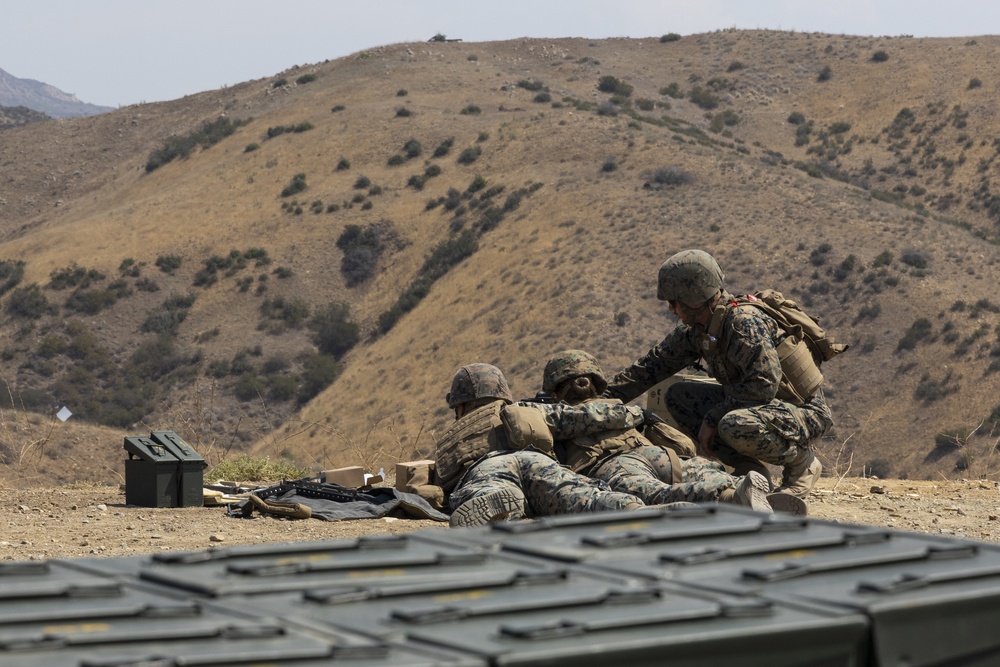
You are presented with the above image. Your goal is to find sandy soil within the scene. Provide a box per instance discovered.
[2,476,999,561]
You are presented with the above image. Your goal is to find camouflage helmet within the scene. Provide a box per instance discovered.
[542,350,608,395]
[446,363,513,408]
[657,249,725,304]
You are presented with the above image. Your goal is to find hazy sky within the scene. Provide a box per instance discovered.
[4,0,999,108]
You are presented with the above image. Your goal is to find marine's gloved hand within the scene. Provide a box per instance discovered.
[641,409,667,427]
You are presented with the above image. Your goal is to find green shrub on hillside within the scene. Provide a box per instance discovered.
[660,33,681,42]
[460,104,481,115]
[281,173,307,197]
[296,73,317,84]
[336,157,351,171]
[597,75,633,97]
[145,116,249,172]
[265,124,292,138]
[433,137,454,158]
[403,139,423,158]
[517,79,545,92]
[337,225,381,286]
[872,250,893,267]
[49,264,104,291]
[900,249,928,269]
[897,318,933,351]
[155,254,183,274]
[297,353,339,403]
[457,146,482,164]
[259,296,310,330]
[871,50,889,62]
[688,86,719,110]
[0,259,26,296]
[651,166,693,186]
[64,281,132,315]
[660,83,683,99]
[309,302,360,358]
[141,293,196,336]
[817,65,833,82]
[6,284,55,319]
[395,107,413,117]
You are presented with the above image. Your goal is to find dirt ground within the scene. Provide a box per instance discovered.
[2,476,1000,561]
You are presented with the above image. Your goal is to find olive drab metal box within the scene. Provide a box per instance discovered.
[150,429,206,507]
[428,503,1000,667]
[0,559,478,667]
[123,435,179,507]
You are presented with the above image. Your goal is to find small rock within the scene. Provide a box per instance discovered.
[209,534,225,543]
[95,504,108,512]
[870,486,886,495]
[18,505,29,512]
[990,515,998,521]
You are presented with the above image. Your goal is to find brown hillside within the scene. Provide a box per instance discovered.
[2,32,1000,488]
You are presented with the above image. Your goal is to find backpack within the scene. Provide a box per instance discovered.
[706,289,849,403]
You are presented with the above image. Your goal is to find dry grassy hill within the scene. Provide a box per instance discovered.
[3,31,1000,488]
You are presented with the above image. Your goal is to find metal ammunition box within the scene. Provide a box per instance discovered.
[123,435,179,507]
[149,429,206,507]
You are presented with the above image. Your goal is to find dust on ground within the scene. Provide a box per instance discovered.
[3,476,999,561]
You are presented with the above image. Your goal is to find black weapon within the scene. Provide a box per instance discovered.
[519,391,557,404]
[253,478,372,504]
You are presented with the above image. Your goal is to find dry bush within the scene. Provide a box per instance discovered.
[0,382,55,487]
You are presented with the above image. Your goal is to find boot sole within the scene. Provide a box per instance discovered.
[736,471,773,513]
[767,492,808,516]
[450,488,525,527]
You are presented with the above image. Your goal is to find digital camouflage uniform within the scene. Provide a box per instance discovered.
[436,363,642,526]
[540,350,746,505]
[607,289,834,473]
[448,445,639,519]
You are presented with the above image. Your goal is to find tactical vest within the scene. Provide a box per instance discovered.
[558,398,648,475]
[434,401,510,494]
[703,290,848,404]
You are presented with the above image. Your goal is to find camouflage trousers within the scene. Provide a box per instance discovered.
[449,450,641,517]
[666,381,833,467]
[589,444,736,505]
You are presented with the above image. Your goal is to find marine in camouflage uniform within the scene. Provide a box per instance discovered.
[605,249,832,498]
[437,363,643,527]
[535,350,777,511]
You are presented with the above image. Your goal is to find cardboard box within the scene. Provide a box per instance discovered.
[395,459,436,491]
[322,466,365,488]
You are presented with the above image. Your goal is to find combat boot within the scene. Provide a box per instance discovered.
[767,492,808,516]
[715,449,774,491]
[775,448,822,498]
[449,487,525,527]
[718,471,772,513]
